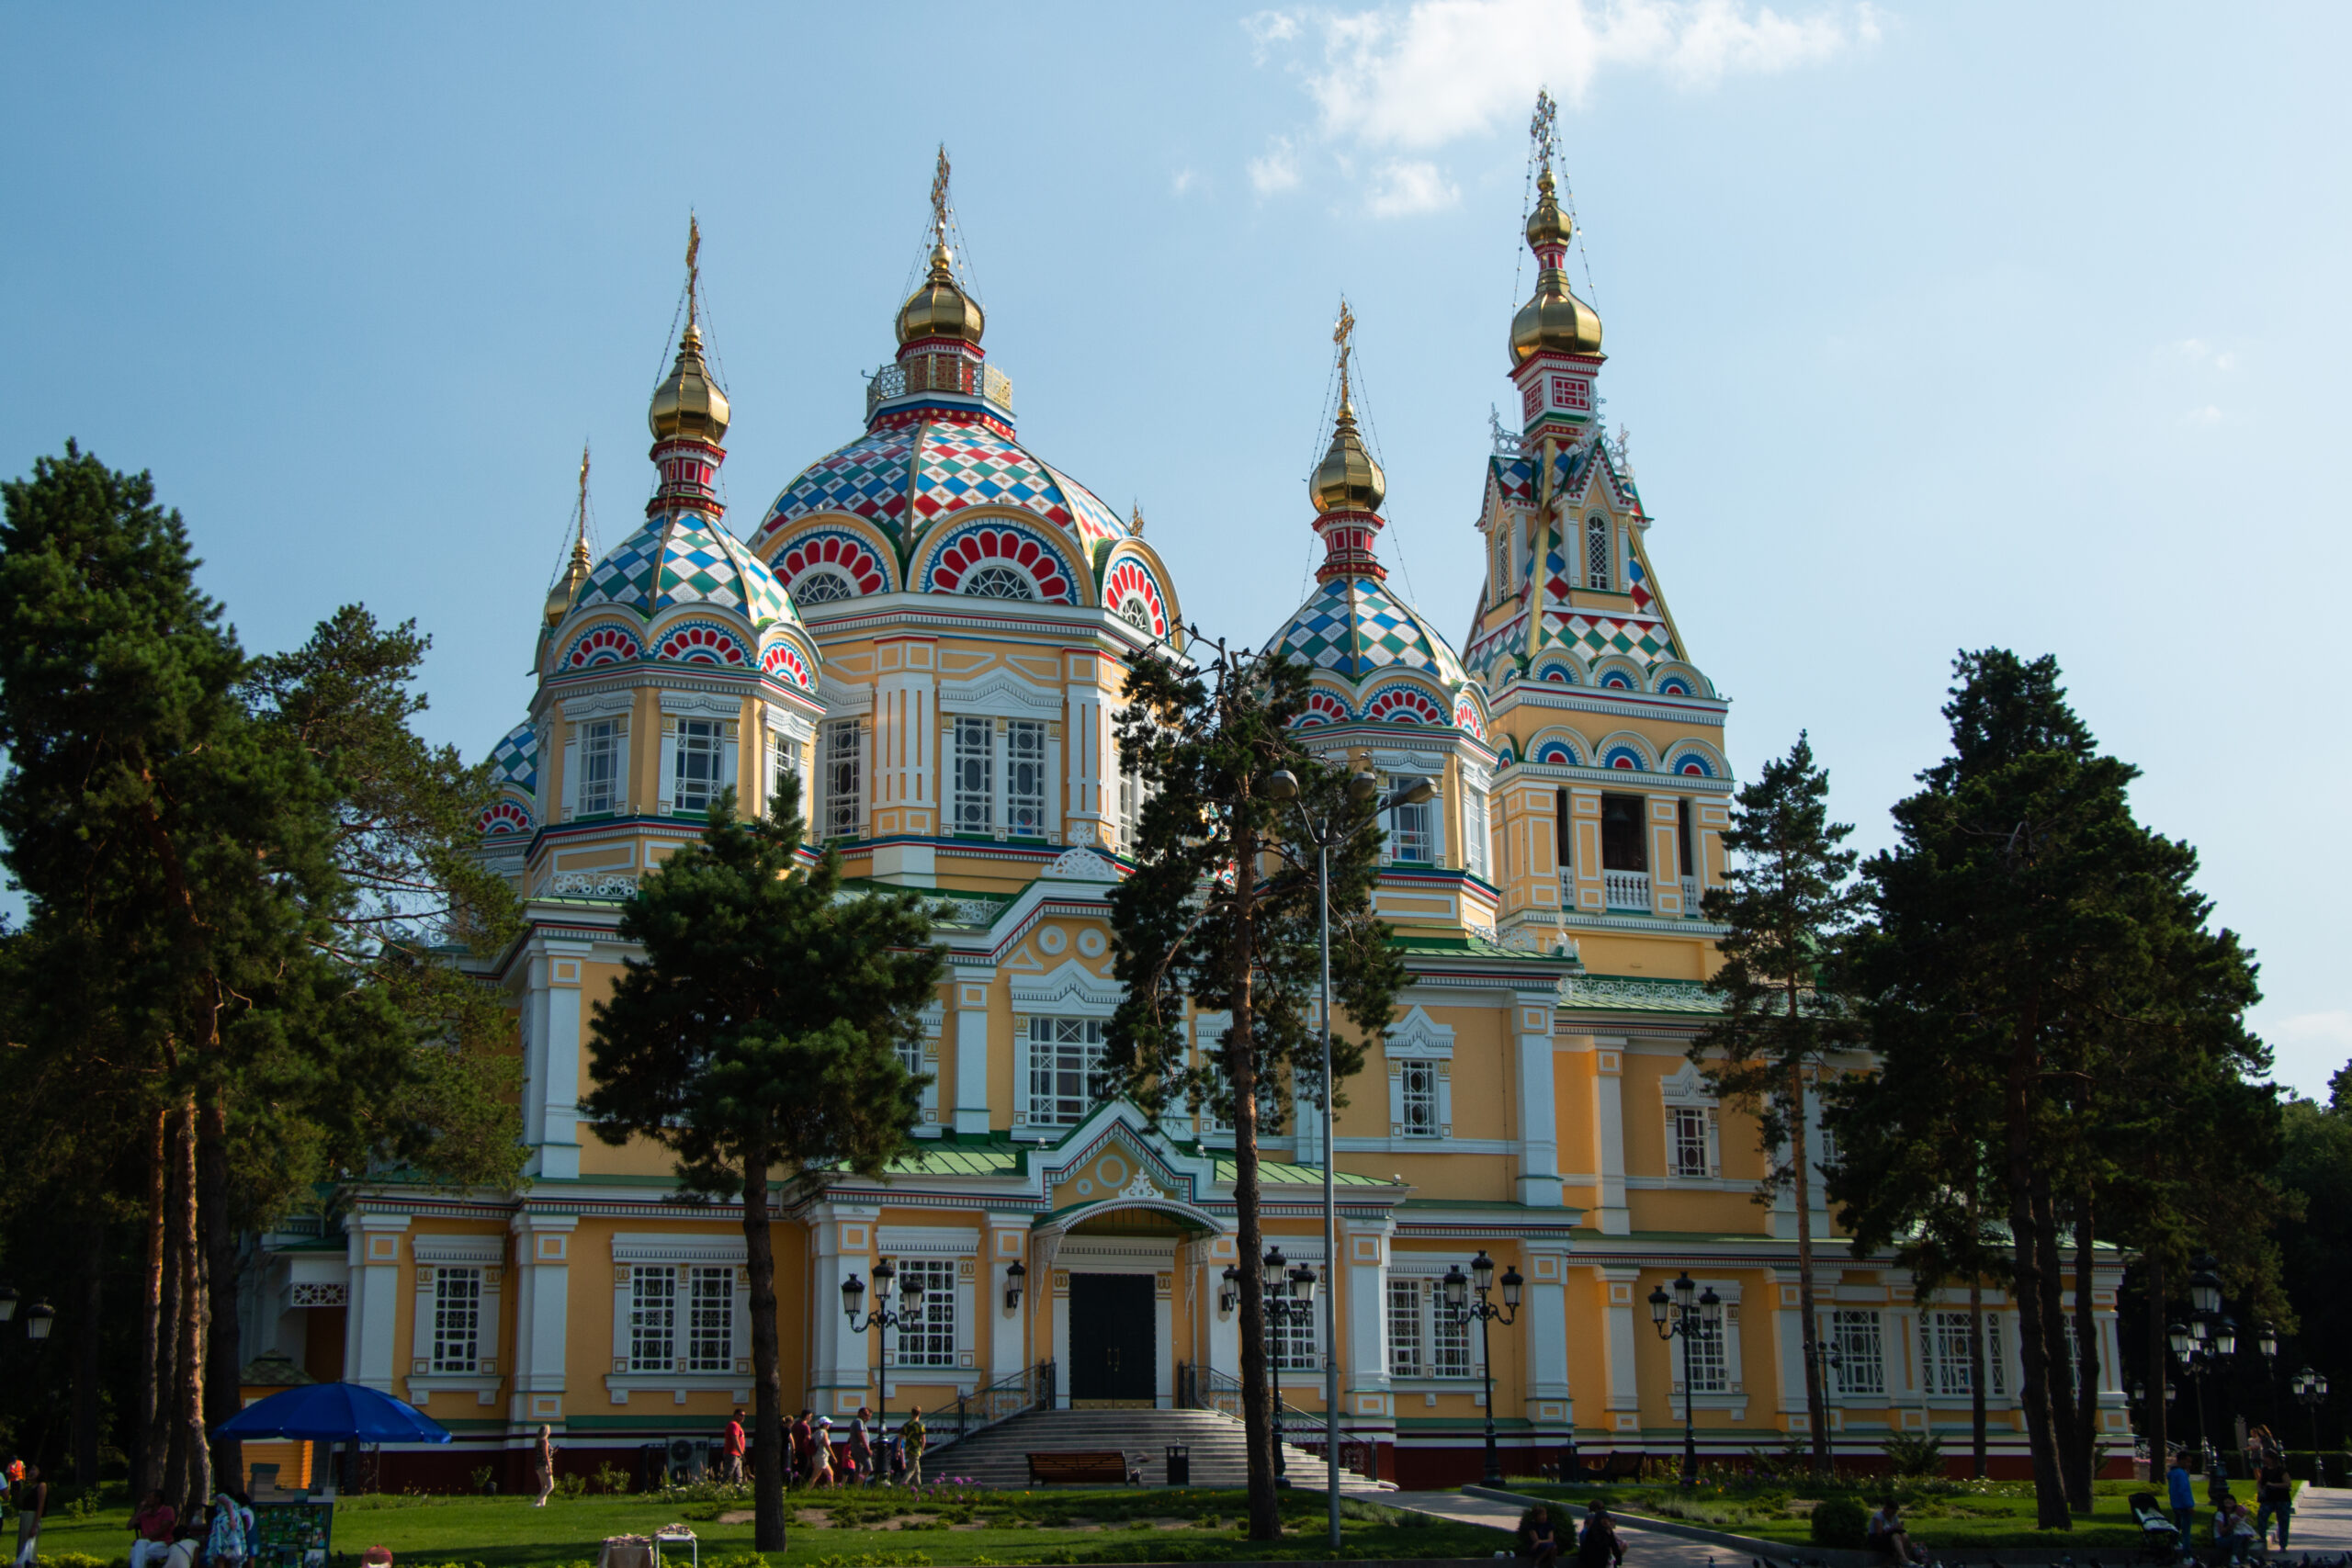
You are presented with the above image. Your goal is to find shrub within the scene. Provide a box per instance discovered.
[1811,1496,1869,1549]
[554,1472,588,1501]
[1883,1429,1945,1478]
[469,1466,497,1496]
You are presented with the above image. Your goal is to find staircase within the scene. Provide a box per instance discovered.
[924,1405,1386,1492]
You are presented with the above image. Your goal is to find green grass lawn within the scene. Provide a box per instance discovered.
[1505,1477,2160,1549]
[25,1488,1511,1568]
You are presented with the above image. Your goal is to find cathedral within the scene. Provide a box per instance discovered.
[243,146,2128,1487]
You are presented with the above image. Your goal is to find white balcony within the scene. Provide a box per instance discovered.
[1681,876,1701,910]
[1603,869,1652,911]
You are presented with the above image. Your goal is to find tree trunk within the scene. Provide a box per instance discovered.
[74,1221,103,1487]
[1969,1275,1987,1480]
[2035,1175,2085,1512]
[2005,993,2070,1529]
[175,1097,212,1513]
[200,1098,243,1494]
[2065,1199,2100,1506]
[2146,1254,2169,1482]
[1787,1064,1831,1472]
[741,1152,786,1551]
[1229,807,1279,1543]
[137,1106,168,1498]
[161,1109,189,1510]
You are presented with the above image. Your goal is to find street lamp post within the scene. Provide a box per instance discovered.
[1265,763,1433,1546]
[842,1259,928,1422]
[2294,1368,2330,1486]
[1648,1272,1723,1486]
[1257,1247,1317,1484]
[1442,1253,1524,1486]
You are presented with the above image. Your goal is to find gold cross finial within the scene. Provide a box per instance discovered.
[1333,296,1357,408]
[930,144,952,243]
[576,440,591,527]
[1531,89,1557,175]
[684,212,702,328]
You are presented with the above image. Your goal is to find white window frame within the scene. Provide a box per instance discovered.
[1385,1007,1455,1141]
[1827,1308,1885,1397]
[628,1265,678,1372]
[1662,1063,1722,1179]
[1385,1269,1484,1383]
[1586,513,1612,590]
[605,1238,752,1396]
[820,716,865,840]
[430,1267,483,1373]
[1921,1309,2007,1397]
[1010,960,1121,1139]
[1462,780,1490,881]
[1379,773,1438,865]
[890,1258,959,1370]
[671,717,724,817]
[1024,1016,1107,1128]
[764,718,805,821]
[407,1237,503,1387]
[1387,1279,1423,1378]
[577,718,622,817]
[947,716,1051,841]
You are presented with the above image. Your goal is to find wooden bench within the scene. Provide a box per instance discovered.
[1555,1450,1645,1483]
[1026,1450,1134,1485]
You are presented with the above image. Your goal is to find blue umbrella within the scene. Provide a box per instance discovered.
[212,1382,451,1444]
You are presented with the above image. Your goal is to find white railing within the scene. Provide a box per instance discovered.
[1680,876,1701,910]
[1603,869,1652,911]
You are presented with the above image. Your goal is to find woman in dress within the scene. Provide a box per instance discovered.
[531,1425,556,1506]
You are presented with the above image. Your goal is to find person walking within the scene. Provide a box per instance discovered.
[2256,1448,2294,1551]
[847,1406,873,1484]
[811,1417,837,1488]
[129,1488,176,1568]
[2167,1450,2197,1539]
[790,1410,814,1487]
[722,1411,747,1485]
[901,1406,926,1488]
[531,1425,557,1506]
[11,1464,43,1568]
[1575,1503,1624,1568]
[206,1489,254,1568]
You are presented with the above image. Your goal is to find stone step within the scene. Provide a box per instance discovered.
[922,1407,1383,1492]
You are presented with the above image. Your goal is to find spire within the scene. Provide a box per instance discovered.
[1309,299,1388,583]
[648,217,729,519]
[1510,92,1602,365]
[543,442,594,628]
[897,145,985,348]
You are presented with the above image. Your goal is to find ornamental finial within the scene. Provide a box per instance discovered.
[684,212,701,329]
[930,144,951,246]
[1332,296,1357,413]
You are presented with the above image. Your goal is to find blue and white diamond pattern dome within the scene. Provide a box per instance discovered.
[574,513,805,631]
[1272,575,1471,689]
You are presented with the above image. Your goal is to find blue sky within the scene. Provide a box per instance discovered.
[4,4,2346,1093]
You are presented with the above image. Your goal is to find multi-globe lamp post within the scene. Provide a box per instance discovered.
[1262,761,1434,1547]
[2166,1254,2233,1475]
[2294,1367,2331,1484]
[1648,1271,1723,1486]
[1441,1252,1524,1487]
[1220,1249,1317,1484]
[841,1258,927,1413]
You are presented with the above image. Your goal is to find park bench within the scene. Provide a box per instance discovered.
[1026,1450,1136,1485]
[1554,1450,1645,1483]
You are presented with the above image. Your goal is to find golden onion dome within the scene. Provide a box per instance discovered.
[1510,169,1603,362]
[1310,398,1385,514]
[650,321,730,443]
[543,535,591,628]
[897,242,986,346]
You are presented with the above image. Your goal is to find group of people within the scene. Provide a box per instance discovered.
[717,1405,930,1489]
[2166,1431,2300,1562]
[125,1486,256,1568]
[1519,1501,1625,1568]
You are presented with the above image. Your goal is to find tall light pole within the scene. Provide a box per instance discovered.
[1265,764,1434,1546]
[1649,1271,1722,1486]
[842,1258,927,1421]
[1443,1253,1524,1485]
[1256,1247,1316,1483]
[2293,1368,2330,1485]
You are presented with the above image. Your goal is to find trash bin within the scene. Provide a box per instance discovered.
[1165,1444,1191,1486]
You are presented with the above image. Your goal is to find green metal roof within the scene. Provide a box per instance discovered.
[1559,973,1722,1013]
[1217,1157,1397,1188]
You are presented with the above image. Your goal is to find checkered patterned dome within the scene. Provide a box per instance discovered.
[1269,574,1472,693]
[571,510,807,634]
[490,720,537,794]
[752,414,1129,560]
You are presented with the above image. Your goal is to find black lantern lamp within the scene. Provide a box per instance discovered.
[1003,1260,1025,1312]
[23,1301,53,1342]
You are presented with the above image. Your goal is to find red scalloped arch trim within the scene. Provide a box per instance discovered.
[565,625,640,669]
[926,526,1075,603]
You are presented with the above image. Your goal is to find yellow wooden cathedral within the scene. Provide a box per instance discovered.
[242,146,2127,1489]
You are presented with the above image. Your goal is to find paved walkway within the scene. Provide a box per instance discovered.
[2278,1485,2352,1551]
[1386,1489,1726,1568]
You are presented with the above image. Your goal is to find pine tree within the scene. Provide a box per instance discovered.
[1690,733,1861,1472]
[1104,642,1405,1540]
[1839,650,2264,1527]
[582,782,941,1551]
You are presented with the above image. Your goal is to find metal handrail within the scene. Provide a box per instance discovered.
[1201,1363,1322,1428]
[930,1359,1056,1450]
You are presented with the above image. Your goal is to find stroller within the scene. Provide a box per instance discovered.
[2131,1492,2183,1565]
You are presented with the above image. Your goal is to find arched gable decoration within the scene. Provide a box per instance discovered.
[922,521,1079,604]
[1530,733,1583,766]
[1665,741,1725,779]
[1100,557,1170,637]
[1452,694,1488,741]
[1602,744,1648,771]
[761,637,814,692]
[478,799,532,837]
[1300,689,1351,727]
[563,623,641,671]
[1362,683,1449,727]
[775,527,891,602]
[1532,657,1581,685]
[653,619,753,668]
[1594,655,1644,691]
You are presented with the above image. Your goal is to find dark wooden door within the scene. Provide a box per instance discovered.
[1068,1273,1156,1404]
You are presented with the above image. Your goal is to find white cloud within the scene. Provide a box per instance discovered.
[1260,0,1876,153]
[2270,1010,2352,1100]
[1172,166,1203,196]
[1250,136,1304,195]
[1367,158,1461,215]
[2175,338,2239,371]
[2180,404,2225,426]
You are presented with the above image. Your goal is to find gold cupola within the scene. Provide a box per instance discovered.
[1310,394,1386,514]
[544,443,594,628]
[650,320,730,443]
[1510,168,1603,362]
[897,239,986,347]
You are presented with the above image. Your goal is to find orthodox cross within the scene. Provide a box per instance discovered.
[684,213,702,327]
[1530,88,1557,175]
[1333,296,1356,406]
[931,144,952,244]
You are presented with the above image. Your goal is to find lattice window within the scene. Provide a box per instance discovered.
[820,718,864,840]
[952,716,993,835]
[1463,787,1489,880]
[1921,1311,2007,1396]
[290,1281,346,1308]
[1117,770,1147,851]
[894,1258,957,1368]
[1026,1017,1106,1126]
[673,718,721,816]
[1668,1105,1718,1179]
[1115,598,1151,631]
[685,1266,734,1372]
[1431,1294,1474,1379]
[1586,514,1611,590]
[579,719,619,816]
[1387,1280,1423,1377]
[1270,1294,1318,1373]
[1397,1060,1440,1138]
[963,566,1035,600]
[629,1267,676,1372]
[1382,776,1433,864]
[1680,1304,1728,1393]
[770,729,798,818]
[432,1267,482,1373]
[794,570,853,605]
[1006,720,1046,837]
[1830,1309,1885,1396]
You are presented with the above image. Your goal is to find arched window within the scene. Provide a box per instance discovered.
[963,566,1036,601]
[793,570,853,605]
[1114,597,1151,631]
[1586,514,1611,590]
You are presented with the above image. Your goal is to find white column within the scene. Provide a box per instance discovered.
[871,645,936,886]
[533,944,590,1179]
[1601,1267,1642,1427]
[1063,654,1114,848]
[1593,1040,1629,1234]
[954,975,994,1136]
[1524,1246,1571,1405]
[1514,998,1561,1205]
[1341,1219,1395,1444]
[508,1213,577,1426]
[986,1216,1028,1378]
[810,1208,878,1416]
[344,1215,410,1394]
